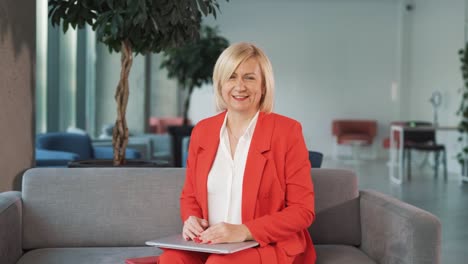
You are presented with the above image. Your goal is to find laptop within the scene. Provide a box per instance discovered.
[145,234,259,254]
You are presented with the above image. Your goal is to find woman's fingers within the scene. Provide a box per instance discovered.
[183,216,209,240]
[200,219,209,228]
[183,227,197,240]
[199,223,251,244]
[186,219,204,234]
[187,217,205,235]
[199,223,232,244]
[202,225,227,244]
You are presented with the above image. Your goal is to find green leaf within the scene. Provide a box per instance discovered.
[197,0,209,16]
[212,7,217,19]
[49,0,228,57]
[107,0,114,9]
[63,21,69,33]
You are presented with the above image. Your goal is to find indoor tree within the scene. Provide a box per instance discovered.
[458,44,468,175]
[160,25,229,126]
[48,0,226,165]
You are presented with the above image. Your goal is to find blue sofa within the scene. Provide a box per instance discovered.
[35,149,79,167]
[36,132,141,167]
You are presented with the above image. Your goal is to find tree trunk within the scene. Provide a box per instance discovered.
[183,86,194,126]
[112,40,133,166]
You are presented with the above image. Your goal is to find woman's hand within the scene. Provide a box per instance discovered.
[199,222,253,244]
[182,216,209,241]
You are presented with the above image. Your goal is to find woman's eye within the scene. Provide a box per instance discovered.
[245,76,255,80]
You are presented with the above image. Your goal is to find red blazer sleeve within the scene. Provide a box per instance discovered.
[180,125,203,222]
[244,122,315,246]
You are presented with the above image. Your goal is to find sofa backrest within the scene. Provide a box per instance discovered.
[21,168,360,249]
[22,168,185,249]
[309,168,361,246]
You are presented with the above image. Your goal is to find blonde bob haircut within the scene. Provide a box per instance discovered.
[213,42,275,113]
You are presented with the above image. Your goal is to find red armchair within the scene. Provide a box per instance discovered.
[149,117,191,134]
[332,119,378,159]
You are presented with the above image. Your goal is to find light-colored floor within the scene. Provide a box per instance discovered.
[322,157,468,263]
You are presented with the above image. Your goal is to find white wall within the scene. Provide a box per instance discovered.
[190,0,402,158]
[405,0,465,173]
[150,54,179,118]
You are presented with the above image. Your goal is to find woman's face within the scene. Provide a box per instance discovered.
[221,57,264,116]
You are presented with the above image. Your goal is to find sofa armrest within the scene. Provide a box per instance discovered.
[35,149,79,167]
[0,191,23,264]
[359,190,441,264]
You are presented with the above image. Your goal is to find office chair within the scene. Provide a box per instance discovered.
[309,151,324,168]
[402,121,447,180]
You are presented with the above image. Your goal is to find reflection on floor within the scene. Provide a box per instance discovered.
[322,158,468,263]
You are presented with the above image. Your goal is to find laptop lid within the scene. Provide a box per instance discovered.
[145,234,259,254]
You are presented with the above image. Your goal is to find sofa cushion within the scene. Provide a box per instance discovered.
[309,169,361,246]
[17,247,160,264]
[22,168,185,249]
[315,245,376,264]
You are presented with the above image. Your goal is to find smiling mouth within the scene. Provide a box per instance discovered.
[232,95,248,101]
[233,95,248,98]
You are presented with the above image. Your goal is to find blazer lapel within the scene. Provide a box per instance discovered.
[196,112,226,219]
[242,112,274,222]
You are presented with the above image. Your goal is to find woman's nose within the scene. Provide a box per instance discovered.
[234,78,246,90]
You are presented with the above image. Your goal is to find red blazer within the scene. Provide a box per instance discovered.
[180,111,316,264]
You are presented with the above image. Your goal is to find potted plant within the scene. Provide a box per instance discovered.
[48,0,225,166]
[159,25,229,166]
[458,44,468,179]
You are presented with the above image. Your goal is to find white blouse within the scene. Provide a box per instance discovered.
[207,111,259,225]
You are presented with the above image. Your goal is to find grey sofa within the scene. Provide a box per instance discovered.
[0,168,440,264]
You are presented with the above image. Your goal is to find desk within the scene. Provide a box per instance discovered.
[389,125,459,184]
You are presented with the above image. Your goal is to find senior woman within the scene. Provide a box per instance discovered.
[160,42,316,264]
